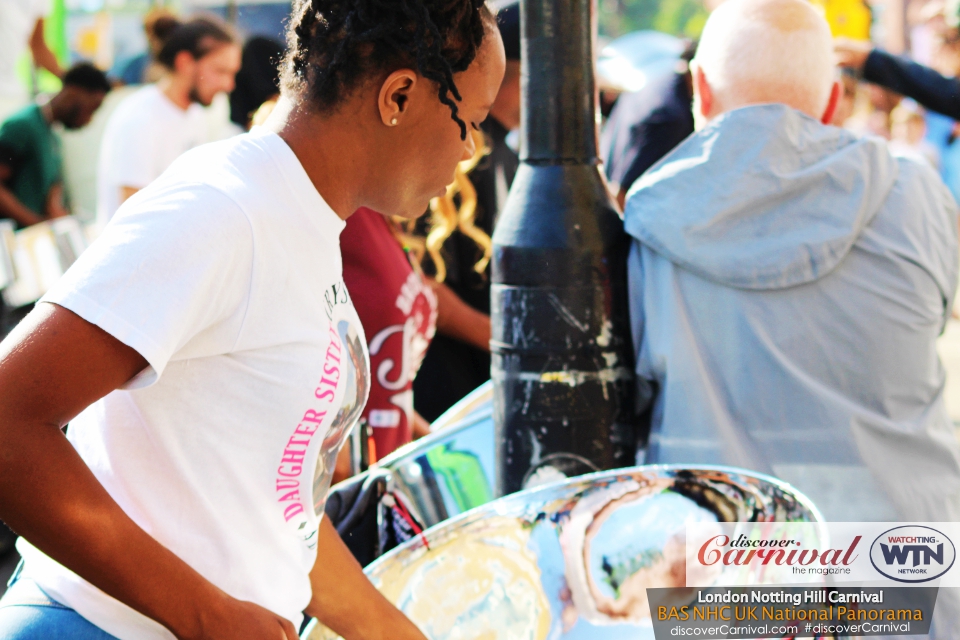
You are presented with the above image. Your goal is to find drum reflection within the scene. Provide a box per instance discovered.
[379,381,495,528]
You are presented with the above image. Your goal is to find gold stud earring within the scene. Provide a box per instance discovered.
[390,118,398,126]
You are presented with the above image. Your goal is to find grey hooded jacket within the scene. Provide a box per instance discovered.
[625,104,960,526]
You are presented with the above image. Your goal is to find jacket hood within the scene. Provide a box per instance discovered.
[623,104,899,290]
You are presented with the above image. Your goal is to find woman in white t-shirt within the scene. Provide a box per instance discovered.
[0,1,505,639]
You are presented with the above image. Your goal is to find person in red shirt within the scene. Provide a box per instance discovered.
[340,206,438,462]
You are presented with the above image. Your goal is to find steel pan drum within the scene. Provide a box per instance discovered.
[373,382,495,528]
[305,465,825,640]
[0,220,16,292]
[2,216,88,308]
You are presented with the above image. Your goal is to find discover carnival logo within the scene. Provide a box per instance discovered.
[696,533,861,574]
[869,526,956,583]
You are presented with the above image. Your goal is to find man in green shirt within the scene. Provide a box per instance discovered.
[0,63,109,228]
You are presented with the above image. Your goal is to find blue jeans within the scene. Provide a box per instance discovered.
[0,562,119,639]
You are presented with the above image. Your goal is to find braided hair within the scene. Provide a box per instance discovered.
[282,0,494,139]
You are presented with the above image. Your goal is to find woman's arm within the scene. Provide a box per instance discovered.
[0,303,297,640]
[863,50,960,120]
[835,39,960,121]
[430,279,491,352]
[306,517,427,640]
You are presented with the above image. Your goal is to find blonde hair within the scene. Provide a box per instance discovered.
[422,128,492,283]
[250,99,277,127]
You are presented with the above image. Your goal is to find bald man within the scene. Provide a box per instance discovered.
[626,0,960,600]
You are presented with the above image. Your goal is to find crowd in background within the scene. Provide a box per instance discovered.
[834,0,960,201]
[600,0,960,207]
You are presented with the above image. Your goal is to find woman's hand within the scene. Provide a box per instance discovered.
[186,596,298,640]
[834,37,873,71]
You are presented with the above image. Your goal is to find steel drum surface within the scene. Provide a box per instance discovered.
[375,382,495,528]
[2,216,88,307]
[304,465,824,640]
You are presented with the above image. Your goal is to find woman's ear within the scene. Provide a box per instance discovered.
[378,69,417,127]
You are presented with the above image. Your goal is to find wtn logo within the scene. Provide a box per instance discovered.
[870,526,956,583]
[879,542,944,567]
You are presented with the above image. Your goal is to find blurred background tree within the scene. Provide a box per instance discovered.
[599,0,709,38]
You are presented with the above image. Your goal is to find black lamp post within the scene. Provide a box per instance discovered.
[491,0,639,496]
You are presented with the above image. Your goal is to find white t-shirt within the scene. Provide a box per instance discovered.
[96,85,208,226]
[0,0,50,104]
[17,127,370,640]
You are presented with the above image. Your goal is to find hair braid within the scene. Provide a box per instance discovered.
[288,0,318,81]
[282,0,492,139]
[405,0,468,135]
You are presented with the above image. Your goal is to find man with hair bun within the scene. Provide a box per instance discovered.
[96,16,241,226]
[118,9,180,86]
[626,3,960,633]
